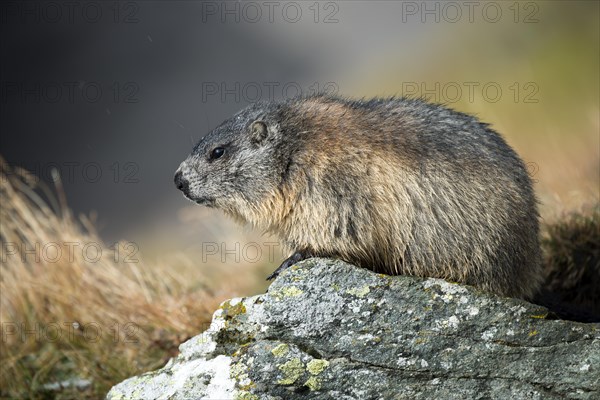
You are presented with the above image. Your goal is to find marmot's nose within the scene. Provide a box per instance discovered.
[174,170,189,193]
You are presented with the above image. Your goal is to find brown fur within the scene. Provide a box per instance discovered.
[176,95,543,299]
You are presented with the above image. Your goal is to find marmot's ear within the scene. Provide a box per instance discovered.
[249,121,268,144]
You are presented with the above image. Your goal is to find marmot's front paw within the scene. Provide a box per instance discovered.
[266,250,309,281]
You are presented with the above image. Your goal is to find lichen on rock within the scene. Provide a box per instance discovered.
[107,258,600,400]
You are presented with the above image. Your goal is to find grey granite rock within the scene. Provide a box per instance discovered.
[107,258,599,400]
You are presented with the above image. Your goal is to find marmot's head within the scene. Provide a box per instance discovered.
[175,102,288,219]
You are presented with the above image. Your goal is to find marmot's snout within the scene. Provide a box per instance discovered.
[174,160,217,207]
[174,169,189,194]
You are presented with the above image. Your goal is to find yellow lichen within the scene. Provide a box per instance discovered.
[238,381,256,391]
[346,286,371,298]
[277,358,304,385]
[306,359,329,375]
[272,286,304,300]
[234,391,259,400]
[282,286,303,297]
[220,300,247,318]
[530,313,548,319]
[271,343,290,357]
[528,330,539,337]
[304,376,322,391]
[230,362,246,379]
[231,360,255,391]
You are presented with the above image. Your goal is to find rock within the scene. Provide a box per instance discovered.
[107,258,600,400]
[42,377,92,393]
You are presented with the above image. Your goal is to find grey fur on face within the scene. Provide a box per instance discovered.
[176,102,285,208]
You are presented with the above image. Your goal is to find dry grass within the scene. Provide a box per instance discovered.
[0,159,255,399]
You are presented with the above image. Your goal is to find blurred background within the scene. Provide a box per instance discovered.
[1,1,598,398]
[2,0,598,248]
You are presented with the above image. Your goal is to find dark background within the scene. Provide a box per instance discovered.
[1,1,598,252]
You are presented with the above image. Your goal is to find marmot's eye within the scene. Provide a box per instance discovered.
[210,147,225,160]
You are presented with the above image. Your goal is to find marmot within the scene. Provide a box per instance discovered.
[175,94,542,299]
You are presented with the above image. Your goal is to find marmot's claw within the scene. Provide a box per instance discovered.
[266,271,279,281]
[267,251,308,281]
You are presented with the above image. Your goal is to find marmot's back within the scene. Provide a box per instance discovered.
[176,94,542,299]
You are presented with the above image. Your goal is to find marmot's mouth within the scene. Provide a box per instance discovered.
[194,197,216,207]
[181,192,215,207]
